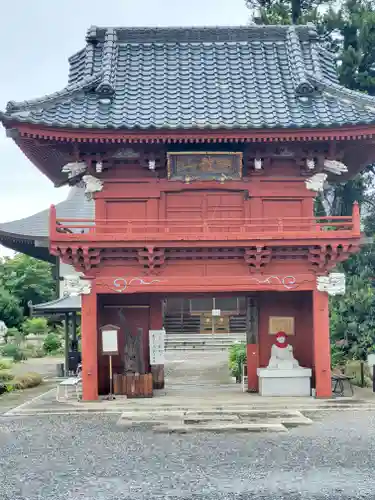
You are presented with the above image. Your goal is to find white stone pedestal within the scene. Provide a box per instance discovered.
[257,367,312,397]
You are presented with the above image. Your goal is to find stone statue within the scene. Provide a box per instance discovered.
[0,320,8,344]
[63,275,92,296]
[82,174,104,200]
[317,272,346,296]
[305,173,327,192]
[267,331,299,370]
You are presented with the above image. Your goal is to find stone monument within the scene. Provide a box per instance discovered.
[257,331,312,396]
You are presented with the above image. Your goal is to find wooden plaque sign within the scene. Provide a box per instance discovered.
[100,324,120,355]
[167,152,243,181]
[269,316,295,336]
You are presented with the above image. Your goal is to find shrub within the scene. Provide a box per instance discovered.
[1,343,27,362]
[0,370,14,382]
[43,333,62,354]
[344,360,372,387]
[0,358,13,370]
[228,342,247,381]
[11,372,42,390]
[27,346,45,359]
[22,317,49,336]
[5,327,23,345]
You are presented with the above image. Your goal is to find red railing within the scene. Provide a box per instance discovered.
[49,202,361,241]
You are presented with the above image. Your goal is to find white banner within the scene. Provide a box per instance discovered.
[149,329,166,365]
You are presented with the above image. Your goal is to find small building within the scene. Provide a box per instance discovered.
[1,24,374,400]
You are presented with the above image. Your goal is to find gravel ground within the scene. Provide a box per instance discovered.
[1,410,375,500]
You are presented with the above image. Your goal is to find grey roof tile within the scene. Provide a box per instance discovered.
[0,187,94,239]
[2,24,375,129]
[32,294,81,312]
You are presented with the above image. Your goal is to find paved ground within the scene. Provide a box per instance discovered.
[2,351,375,498]
[9,356,63,378]
[1,410,375,499]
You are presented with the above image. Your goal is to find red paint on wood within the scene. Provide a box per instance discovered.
[313,290,332,398]
[81,291,98,401]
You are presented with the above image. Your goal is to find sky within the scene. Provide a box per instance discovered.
[0,0,250,256]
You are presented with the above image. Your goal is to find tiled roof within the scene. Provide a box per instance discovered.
[0,186,93,239]
[31,294,81,312]
[2,24,375,130]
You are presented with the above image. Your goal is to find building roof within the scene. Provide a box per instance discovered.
[0,186,94,260]
[31,294,81,313]
[2,24,375,131]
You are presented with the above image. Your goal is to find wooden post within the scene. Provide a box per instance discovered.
[150,295,165,390]
[313,289,332,398]
[246,297,259,392]
[71,311,77,345]
[64,312,70,376]
[81,287,98,401]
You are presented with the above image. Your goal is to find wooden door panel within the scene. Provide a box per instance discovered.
[98,306,150,394]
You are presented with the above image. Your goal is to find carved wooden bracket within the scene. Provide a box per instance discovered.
[308,243,360,272]
[51,246,101,272]
[244,246,272,272]
[137,247,165,274]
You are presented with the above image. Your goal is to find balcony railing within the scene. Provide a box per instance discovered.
[49,203,361,242]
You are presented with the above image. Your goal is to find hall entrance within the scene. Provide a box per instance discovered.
[164,295,247,335]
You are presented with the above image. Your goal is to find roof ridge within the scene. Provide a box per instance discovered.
[307,73,375,111]
[95,28,117,98]
[5,73,103,114]
[286,26,317,97]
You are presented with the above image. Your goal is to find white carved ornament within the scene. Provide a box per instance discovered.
[306,158,315,170]
[254,158,263,170]
[63,275,92,296]
[61,161,87,178]
[82,174,104,200]
[305,173,328,192]
[316,272,346,296]
[323,159,348,175]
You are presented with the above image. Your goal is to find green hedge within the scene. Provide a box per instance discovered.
[229,342,247,381]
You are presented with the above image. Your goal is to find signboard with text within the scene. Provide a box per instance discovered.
[149,329,166,365]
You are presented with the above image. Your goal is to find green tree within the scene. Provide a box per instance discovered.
[0,287,23,328]
[246,0,375,217]
[0,254,55,314]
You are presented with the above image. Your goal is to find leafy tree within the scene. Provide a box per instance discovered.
[0,254,55,314]
[246,0,375,217]
[245,0,375,360]
[0,287,23,328]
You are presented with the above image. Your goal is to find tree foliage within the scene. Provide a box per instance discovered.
[0,254,55,315]
[0,287,23,328]
[245,0,375,359]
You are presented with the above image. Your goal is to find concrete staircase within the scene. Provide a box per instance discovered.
[165,333,246,351]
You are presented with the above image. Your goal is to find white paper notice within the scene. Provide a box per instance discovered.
[149,329,166,365]
[102,329,118,354]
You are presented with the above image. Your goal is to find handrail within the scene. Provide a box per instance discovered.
[49,203,361,238]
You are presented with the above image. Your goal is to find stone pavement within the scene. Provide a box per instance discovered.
[3,350,375,434]
[2,410,375,499]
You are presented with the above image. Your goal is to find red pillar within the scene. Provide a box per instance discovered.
[149,295,165,389]
[81,288,98,401]
[313,289,332,398]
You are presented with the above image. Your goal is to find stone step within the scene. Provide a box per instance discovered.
[152,422,288,433]
[116,408,312,432]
